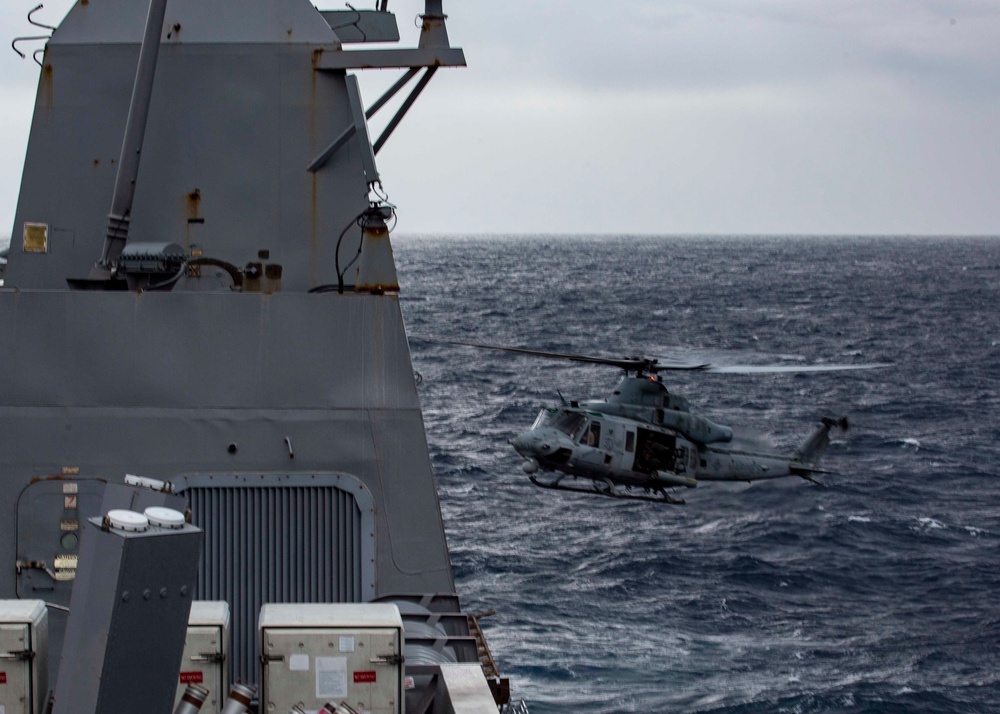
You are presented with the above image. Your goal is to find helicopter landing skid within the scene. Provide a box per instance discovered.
[529,475,686,505]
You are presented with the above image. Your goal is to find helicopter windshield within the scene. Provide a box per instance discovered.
[548,410,587,439]
[531,408,556,430]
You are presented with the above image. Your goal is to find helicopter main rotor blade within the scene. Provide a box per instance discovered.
[421,338,889,375]
[432,339,676,373]
[688,363,891,374]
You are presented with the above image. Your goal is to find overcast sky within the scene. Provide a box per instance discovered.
[2,0,999,236]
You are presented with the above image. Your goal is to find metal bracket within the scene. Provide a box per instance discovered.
[16,559,57,580]
[307,66,437,173]
[372,66,436,155]
[346,75,379,185]
[369,653,404,665]
[307,68,418,173]
[0,650,35,661]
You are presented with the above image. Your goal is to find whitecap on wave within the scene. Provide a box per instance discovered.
[693,519,727,535]
[885,437,921,450]
[442,482,476,496]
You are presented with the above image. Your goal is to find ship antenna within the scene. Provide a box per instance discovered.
[93,0,170,279]
[11,5,55,64]
[27,4,57,31]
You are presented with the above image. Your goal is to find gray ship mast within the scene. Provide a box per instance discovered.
[0,1,508,710]
[95,0,170,278]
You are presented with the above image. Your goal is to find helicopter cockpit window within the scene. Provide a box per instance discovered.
[532,408,557,430]
[582,421,601,447]
[549,411,586,439]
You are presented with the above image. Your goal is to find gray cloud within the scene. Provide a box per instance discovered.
[444,0,1000,102]
[2,0,999,235]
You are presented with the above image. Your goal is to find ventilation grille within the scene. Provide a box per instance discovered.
[183,478,374,683]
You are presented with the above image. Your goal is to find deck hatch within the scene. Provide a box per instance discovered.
[175,473,376,683]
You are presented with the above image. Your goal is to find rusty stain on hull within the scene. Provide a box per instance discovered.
[41,64,54,111]
[185,188,202,252]
[186,188,202,218]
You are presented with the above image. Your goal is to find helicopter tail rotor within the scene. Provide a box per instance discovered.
[822,416,849,431]
[793,415,849,467]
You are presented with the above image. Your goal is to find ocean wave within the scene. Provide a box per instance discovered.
[399,236,1000,713]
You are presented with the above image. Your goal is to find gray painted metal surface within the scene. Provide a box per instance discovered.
[0,292,454,593]
[321,10,401,44]
[0,0,470,702]
[7,0,355,291]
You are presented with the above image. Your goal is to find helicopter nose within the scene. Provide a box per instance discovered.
[511,430,555,457]
[510,433,532,455]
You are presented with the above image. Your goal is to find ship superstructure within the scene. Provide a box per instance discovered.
[0,1,504,710]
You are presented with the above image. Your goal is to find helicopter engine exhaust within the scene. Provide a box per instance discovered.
[656,409,733,444]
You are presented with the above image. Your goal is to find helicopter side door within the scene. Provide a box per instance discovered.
[603,419,629,474]
[571,417,614,474]
[632,427,691,476]
[621,427,638,472]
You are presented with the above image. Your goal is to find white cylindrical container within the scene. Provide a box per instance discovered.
[173,683,210,713]
[144,506,186,529]
[320,703,352,714]
[220,682,257,714]
[106,509,149,532]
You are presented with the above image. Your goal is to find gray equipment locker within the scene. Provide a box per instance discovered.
[0,600,48,714]
[260,604,403,714]
[174,601,230,714]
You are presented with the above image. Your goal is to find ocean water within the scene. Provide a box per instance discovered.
[394,236,1000,714]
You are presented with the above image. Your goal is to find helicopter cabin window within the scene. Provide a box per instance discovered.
[582,421,601,447]
[625,431,635,453]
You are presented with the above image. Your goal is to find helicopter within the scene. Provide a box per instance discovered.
[444,341,884,505]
